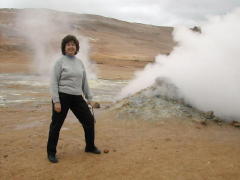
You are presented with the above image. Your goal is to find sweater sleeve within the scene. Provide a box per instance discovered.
[82,68,93,101]
[50,60,62,103]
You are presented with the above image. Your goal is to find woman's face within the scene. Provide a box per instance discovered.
[65,41,77,56]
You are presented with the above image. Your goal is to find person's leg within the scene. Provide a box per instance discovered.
[47,93,70,156]
[70,95,100,153]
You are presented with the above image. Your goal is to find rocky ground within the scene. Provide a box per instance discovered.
[1,63,240,180]
[111,78,222,123]
[1,8,240,180]
[1,100,240,180]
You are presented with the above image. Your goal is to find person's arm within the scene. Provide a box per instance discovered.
[50,60,62,103]
[82,69,93,102]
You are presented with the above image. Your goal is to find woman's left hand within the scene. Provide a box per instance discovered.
[87,101,93,106]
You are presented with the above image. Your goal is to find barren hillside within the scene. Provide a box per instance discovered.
[0,8,174,78]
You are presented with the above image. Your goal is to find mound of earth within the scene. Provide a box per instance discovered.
[110,77,221,124]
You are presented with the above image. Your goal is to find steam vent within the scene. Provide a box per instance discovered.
[110,77,219,123]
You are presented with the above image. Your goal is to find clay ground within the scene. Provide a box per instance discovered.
[1,58,240,180]
[1,103,240,180]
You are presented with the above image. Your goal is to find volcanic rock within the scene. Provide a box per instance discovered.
[111,78,221,122]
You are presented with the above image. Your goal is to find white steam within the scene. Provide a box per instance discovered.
[119,8,240,121]
[77,36,97,79]
[14,9,96,78]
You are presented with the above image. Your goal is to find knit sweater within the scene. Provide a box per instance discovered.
[50,55,93,103]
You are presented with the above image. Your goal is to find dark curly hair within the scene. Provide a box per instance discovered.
[61,35,79,55]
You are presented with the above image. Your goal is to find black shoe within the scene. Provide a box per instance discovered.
[48,154,58,163]
[85,146,101,154]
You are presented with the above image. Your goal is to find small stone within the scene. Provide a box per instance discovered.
[231,121,240,128]
[113,149,117,152]
[191,26,202,33]
[185,104,192,108]
[200,120,207,126]
[204,111,214,119]
[4,155,8,158]
[104,149,109,153]
[213,117,222,123]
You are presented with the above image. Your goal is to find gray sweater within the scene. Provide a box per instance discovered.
[50,55,93,103]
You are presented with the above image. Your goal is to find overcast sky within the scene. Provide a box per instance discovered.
[1,0,240,26]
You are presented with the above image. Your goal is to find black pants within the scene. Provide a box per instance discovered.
[47,92,95,155]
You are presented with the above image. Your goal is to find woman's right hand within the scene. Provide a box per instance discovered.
[54,102,61,113]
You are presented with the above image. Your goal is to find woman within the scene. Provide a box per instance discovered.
[47,35,101,163]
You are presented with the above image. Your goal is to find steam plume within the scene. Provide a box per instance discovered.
[14,9,96,78]
[119,8,240,121]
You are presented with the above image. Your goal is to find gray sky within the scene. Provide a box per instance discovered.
[1,0,240,26]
